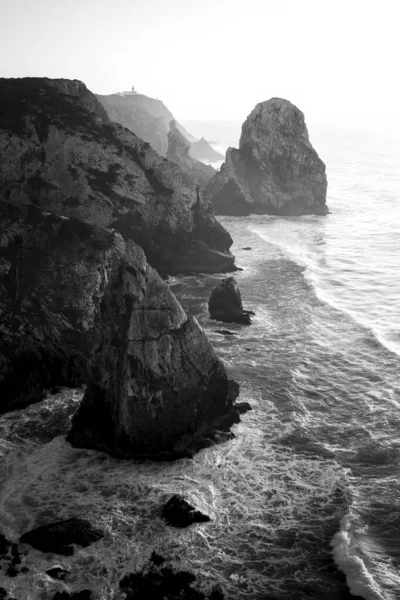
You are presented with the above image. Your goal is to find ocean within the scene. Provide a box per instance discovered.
[1,127,400,600]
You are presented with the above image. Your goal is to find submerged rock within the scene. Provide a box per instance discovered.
[67,241,240,459]
[46,566,71,580]
[209,277,254,324]
[167,120,216,188]
[207,97,328,216]
[0,77,236,275]
[119,554,225,600]
[20,518,103,556]
[161,495,211,528]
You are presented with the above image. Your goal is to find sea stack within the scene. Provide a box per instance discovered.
[207,98,328,216]
[167,120,215,188]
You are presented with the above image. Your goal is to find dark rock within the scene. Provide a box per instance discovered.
[150,551,166,566]
[215,329,237,336]
[20,518,103,556]
[0,77,236,275]
[242,247,252,250]
[67,241,240,459]
[234,402,252,414]
[53,591,92,600]
[189,138,224,163]
[0,203,125,413]
[167,121,216,188]
[161,495,211,528]
[119,554,224,600]
[207,97,328,216]
[0,533,25,578]
[209,277,254,324]
[46,567,71,580]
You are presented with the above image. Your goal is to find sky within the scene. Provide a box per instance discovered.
[1,0,399,134]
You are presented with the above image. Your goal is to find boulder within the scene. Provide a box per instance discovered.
[67,241,240,459]
[167,120,216,188]
[208,277,254,325]
[207,98,328,216]
[161,495,211,528]
[20,518,103,556]
[0,77,236,275]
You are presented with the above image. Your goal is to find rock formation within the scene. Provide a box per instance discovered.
[0,203,123,413]
[189,138,224,163]
[97,92,196,157]
[67,238,240,459]
[1,203,240,453]
[167,120,216,188]
[0,77,236,275]
[20,518,103,555]
[208,277,254,324]
[207,98,328,216]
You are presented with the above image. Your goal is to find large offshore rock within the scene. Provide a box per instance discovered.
[0,202,126,413]
[67,240,239,459]
[208,277,254,325]
[0,203,240,451]
[0,77,235,274]
[207,98,328,216]
[167,120,216,188]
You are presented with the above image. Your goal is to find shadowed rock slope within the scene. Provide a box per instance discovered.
[0,77,235,274]
[0,203,239,455]
[207,98,328,216]
[167,120,215,188]
[96,92,196,157]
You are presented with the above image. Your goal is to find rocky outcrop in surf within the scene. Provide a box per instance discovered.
[67,239,240,459]
[208,277,254,324]
[207,98,328,216]
[0,202,241,451]
[0,77,236,275]
[167,120,215,188]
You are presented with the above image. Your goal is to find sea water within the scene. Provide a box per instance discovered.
[1,128,400,599]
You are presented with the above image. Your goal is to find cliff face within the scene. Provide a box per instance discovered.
[0,78,235,274]
[0,202,123,412]
[207,98,328,216]
[96,92,196,157]
[67,241,237,459]
[0,203,238,456]
[167,120,216,188]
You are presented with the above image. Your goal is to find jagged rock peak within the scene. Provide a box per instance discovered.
[240,97,311,146]
[167,119,191,161]
[207,97,328,216]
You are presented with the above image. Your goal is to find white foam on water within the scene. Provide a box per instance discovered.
[331,516,396,600]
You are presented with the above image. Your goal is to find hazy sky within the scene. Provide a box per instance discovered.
[1,0,399,133]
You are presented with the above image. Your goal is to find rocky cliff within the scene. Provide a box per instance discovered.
[0,202,239,456]
[207,98,328,216]
[67,240,239,459]
[96,92,196,157]
[0,202,123,412]
[167,120,216,188]
[0,78,235,274]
